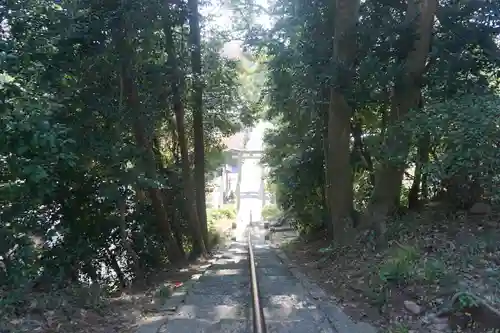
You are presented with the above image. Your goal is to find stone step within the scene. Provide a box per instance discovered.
[172,304,248,321]
[197,273,248,283]
[209,261,249,271]
[207,319,249,333]
[265,319,337,333]
[253,254,283,264]
[213,254,248,262]
[259,279,305,296]
[186,287,250,303]
[204,268,248,277]
[160,318,210,332]
[262,303,325,322]
[218,248,248,257]
[190,284,249,296]
[256,266,293,277]
[161,318,250,333]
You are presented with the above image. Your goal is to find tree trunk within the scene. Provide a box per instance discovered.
[162,13,207,257]
[163,189,186,257]
[83,261,99,283]
[363,0,437,239]
[118,197,143,279]
[172,98,207,257]
[408,131,430,210]
[152,137,187,257]
[352,118,375,186]
[122,71,184,263]
[325,0,360,241]
[187,0,209,246]
[114,17,184,263]
[235,150,243,211]
[321,86,331,230]
[107,252,127,288]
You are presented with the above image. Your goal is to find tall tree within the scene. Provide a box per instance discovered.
[260,0,500,242]
[113,5,185,263]
[188,0,209,245]
[162,6,207,257]
[0,0,246,309]
[363,0,438,239]
[325,0,360,240]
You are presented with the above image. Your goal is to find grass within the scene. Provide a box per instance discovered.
[207,204,237,247]
[385,323,411,333]
[261,204,280,221]
[378,244,420,285]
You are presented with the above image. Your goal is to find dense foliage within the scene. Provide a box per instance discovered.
[259,0,500,238]
[0,0,253,300]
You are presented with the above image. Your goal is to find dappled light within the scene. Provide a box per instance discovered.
[2,0,500,332]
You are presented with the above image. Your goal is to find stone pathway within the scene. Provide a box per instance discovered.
[253,247,337,333]
[134,123,378,333]
[162,241,251,333]
[136,221,378,333]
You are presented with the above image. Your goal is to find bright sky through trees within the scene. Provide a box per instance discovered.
[201,0,272,61]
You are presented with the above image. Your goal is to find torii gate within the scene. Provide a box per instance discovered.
[228,148,264,160]
[228,149,267,211]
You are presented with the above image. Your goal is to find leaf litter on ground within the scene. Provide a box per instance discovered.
[280,210,500,332]
[1,257,211,333]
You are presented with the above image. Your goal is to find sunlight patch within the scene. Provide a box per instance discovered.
[221,40,243,60]
[205,268,244,276]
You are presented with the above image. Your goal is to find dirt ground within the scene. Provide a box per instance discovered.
[280,211,500,333]
[0,257,214,333]
[1,215,236,333]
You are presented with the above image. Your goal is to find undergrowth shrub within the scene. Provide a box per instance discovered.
[261,204,280,220]
[406,94,500,207]
[379,245,420,285]
[207,205,236,224]
[377,243,449,288]
[206,205,237,247]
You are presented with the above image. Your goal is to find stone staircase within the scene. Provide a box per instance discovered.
[139,230,377,333]
[162,242,251,333]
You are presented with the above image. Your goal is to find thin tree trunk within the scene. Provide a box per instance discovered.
[152,136,166,173]
[235,150,243,211]
[83,261,99,283]
[363,0,437,239]
[325,0,360,241]
[408,165,421,210]
[118,197,143,279]
[114,17,184,263]
[352,118,375,186]
[151,136,187,255]
[163,188,186,257]
[123,71,184,263]
[421,152,429,202]
[321,86,331,231]
[69,263,80,283]
[107,252,127,288]
[408,122,430,210]
[162,13,207,257]
[187,0,209,246]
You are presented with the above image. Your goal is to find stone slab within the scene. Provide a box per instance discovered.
[271,247,378,333]
[158,318,212,333]
[171,304,248,321]
[266,319,337,333]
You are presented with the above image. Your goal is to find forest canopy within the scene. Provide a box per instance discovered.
[252,0,500,239]
[0,0,259,295]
